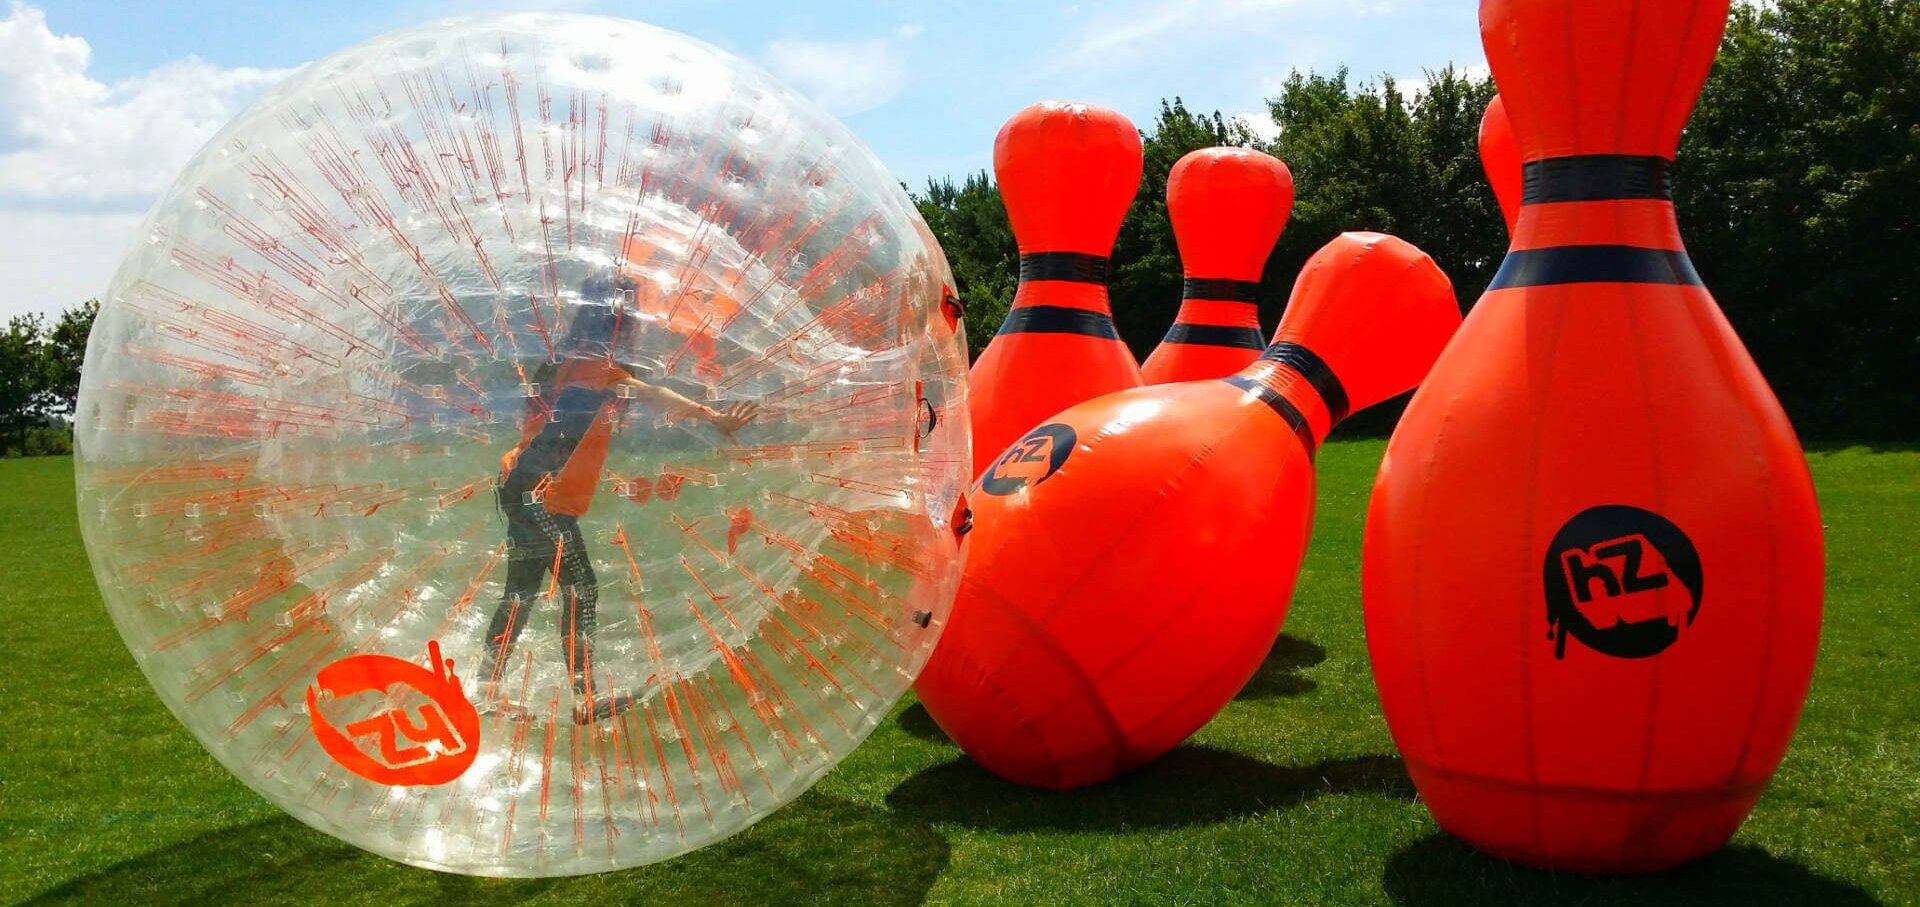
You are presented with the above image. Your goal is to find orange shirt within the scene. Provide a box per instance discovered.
[501,358,632,517]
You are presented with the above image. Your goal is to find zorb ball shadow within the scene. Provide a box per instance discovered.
[73,13,969,877]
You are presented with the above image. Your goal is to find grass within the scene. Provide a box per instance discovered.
[2,441,1915,906]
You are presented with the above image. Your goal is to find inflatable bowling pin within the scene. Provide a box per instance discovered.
[968,101,1145,476]
[1479,93,1521,235]
[1140,147,1294,383]
[1363,0,1823,873]
[918,233,1459,789]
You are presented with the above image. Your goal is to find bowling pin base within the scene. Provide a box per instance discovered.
[1406,759,1765,874]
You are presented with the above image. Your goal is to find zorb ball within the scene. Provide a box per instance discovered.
[73,13,970,877]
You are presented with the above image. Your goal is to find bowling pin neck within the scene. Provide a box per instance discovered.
[998,250,1118,337]
[1221,341,1348,457]
[1161,283,1262,350]
[1497,154,1696,291]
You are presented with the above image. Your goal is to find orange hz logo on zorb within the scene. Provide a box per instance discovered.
[1542,505,1704,660]
[979,423,1077,496]
[305,640,481,786]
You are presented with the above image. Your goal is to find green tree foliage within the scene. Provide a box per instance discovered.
[45,300,97,418]
[0,314,51,455]
[914,173,1018,349]
[1679,0,1920,440]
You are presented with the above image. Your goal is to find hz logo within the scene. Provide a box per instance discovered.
[1542,505,1703,660]
[306,640,481,786]
[980,423,1077,496]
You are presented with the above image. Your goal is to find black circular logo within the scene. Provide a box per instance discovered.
[979,423,1076,496]
[1542,505,1703,660]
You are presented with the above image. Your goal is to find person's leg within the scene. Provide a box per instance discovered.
[548,514,599,696]
[480,491,551,690]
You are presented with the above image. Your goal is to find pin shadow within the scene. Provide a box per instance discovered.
[1381,835,1883,907]
[886,746,1413,833]
[1234,634,1328,700]
[22,791,949,907]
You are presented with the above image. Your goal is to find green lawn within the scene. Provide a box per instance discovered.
[3,442,1915,906]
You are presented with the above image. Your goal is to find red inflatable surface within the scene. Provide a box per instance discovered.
[918,233,1459,789]
[1363,0,1824,873]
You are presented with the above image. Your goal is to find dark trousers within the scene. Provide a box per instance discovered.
[481,477,598,695]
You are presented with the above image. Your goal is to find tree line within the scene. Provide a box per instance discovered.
[917,0,1918,442]
[0,0,1912,457]
[2,302,93,456]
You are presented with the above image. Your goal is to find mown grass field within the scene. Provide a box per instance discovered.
[2,442,1915,906]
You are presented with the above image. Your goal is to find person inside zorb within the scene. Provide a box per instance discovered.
[482,271,759,723]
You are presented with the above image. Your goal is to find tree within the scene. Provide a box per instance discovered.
[0,314,50,454]
[45,299,97,418]
[1679,0,1920,440]
[914,172,1018,349]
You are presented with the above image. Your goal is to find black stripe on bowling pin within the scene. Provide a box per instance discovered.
[1219,341,1350,458]
[1162,323,1265,350]
[997,252,1124,337]
[1017,251,1110,284]
[1181,278,1261,303]
[1157,277,1265,350]
[1494,154,1703,290]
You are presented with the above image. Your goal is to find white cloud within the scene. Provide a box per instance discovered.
[1233,110,1280,144]
[1045,0,1340,75]
[0,208,141,318]
[761,25,922,117]
[0,3,294,203]
[1390,60,1491,96]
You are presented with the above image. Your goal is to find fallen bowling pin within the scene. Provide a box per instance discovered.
[916,232,1460,789]
[1140,146,1293,384]
[1363,0,1824,873]
[968,101,1145,478]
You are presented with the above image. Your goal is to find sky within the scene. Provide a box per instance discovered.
[0,0,1488,321]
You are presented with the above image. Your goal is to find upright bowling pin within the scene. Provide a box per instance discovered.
[1479,93,1521,235]
[1140,147,1293,384]
[968,101,1144,477]
[1363,0,1823,873]
[918,233,1459,789]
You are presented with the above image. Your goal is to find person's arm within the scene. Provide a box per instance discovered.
[613,375,760,434]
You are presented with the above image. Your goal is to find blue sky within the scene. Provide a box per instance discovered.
[0,0,1488,320]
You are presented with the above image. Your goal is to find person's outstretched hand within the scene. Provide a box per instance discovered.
[706,400,759,435]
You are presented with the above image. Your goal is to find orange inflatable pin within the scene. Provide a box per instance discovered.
[917,232,1460,789]
[1363,0,1824,873]
[1478,93,1521,235]
[1141,146,1293,384]
[967,101,1145,477]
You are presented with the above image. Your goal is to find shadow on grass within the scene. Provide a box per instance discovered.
[887,746,1412,833]
[1235,634,1327,700]
[1382,835,1882,907]
[22,791,949,907]
[893,633,1327,747]
[896,702,953,746]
